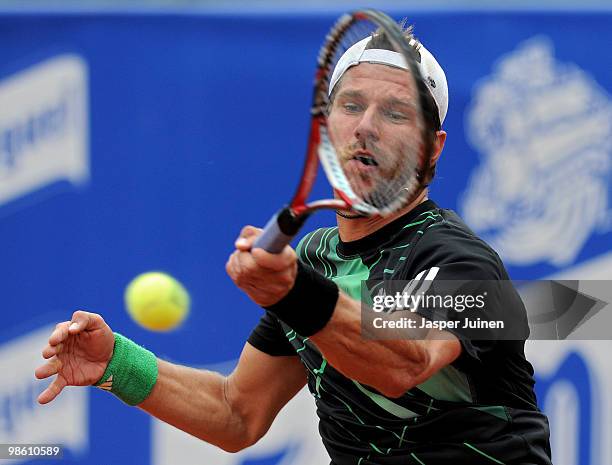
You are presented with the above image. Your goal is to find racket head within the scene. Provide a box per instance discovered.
[307,10,435,217]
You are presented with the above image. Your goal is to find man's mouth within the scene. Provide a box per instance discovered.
[352,154,379,167]
[344,152,379,192]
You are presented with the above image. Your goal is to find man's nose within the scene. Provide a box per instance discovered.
[354,107,380,143]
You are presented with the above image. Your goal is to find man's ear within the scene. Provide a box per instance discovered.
[430,130,447,167]
[420,130,447,186]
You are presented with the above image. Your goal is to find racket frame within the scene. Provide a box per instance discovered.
[253,10,430,253]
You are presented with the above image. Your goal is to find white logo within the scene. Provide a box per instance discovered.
[0,54,89,209]
[461,37,612,267]
[0,326,89,462]
[373,267,440,313]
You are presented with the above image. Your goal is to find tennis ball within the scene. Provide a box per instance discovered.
[125,272,190,332]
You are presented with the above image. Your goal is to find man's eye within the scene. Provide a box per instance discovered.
[385,110,409,121]
[343,103,362,113]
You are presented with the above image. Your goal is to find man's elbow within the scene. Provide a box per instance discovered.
[378,338,461,398]
[377,373,420,398]
[216,421,268,453]
[218,443,246,454]
[218,441,251,454]
[216,433,260,453]
[378,353,432,398]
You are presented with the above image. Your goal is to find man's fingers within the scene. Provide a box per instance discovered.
[235,226,262,250]
[251,246,297,272]
[225,250,243,281]
[48,322,71,346]
[42,344,61,359]
[236,249,258,274]
[68,310,92,333]
[37,376,67,405]
[34,357,61,380]
[69,310,105,334]
[230,247,296,282]
[239,225,262,238]
[232,252,262,288]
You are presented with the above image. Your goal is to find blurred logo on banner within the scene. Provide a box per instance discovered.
[0,54,89,211]
[527,342,612,465]
[0,326,89,462]
[152,370,329,465]
[462,37,612,267]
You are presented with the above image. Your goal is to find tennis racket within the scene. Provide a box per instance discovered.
[253,9,434,253]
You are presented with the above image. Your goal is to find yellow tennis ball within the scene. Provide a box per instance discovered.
[125,272,190,332]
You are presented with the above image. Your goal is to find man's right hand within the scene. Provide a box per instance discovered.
[35,310,115,405]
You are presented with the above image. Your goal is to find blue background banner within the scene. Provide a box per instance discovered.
[0,10,610,465]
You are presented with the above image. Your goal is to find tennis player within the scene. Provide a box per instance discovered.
[36,29,553,464]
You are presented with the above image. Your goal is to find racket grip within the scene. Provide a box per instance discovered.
[253,207,308,254]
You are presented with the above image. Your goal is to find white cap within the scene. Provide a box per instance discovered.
[328,37,448,125]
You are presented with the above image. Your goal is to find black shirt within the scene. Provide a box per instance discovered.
[249,200,552,464]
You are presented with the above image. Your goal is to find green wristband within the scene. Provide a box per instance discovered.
[94,332,158,406]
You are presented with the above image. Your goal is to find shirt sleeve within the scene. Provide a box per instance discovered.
[248,311,298,356]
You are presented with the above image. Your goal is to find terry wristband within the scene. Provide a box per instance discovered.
[94,332,158,406]
[265,261,339,336]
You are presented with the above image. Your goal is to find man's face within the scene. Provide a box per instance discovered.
[327,62,424,205]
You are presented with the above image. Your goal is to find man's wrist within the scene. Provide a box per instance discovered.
[94,332,158,406]
[264,261,339,336]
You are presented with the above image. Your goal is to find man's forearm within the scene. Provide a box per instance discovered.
[310,291,460,398]
[138,360,250,453]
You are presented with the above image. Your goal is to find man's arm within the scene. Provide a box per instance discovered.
[310,291,461,398]
[35,311,306,454]
[227,227,461,400]
[139,343,307,452]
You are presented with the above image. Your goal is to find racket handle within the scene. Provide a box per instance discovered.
[253,207,309,254]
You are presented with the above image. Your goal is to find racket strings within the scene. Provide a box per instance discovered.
[329,20,377,86]
[319,13,427,215]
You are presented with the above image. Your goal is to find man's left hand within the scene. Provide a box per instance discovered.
[226,226,298,307]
